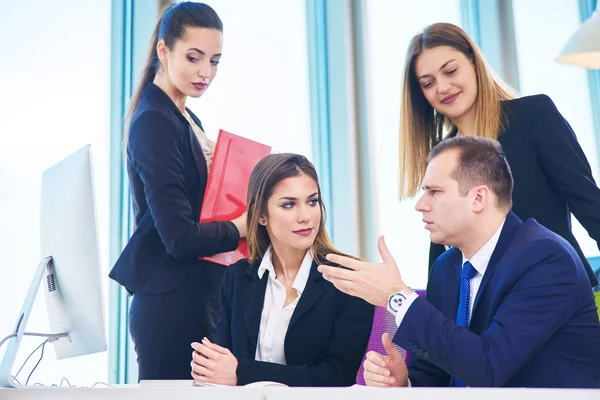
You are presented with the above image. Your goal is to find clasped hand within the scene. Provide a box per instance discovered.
[191,337,238,386]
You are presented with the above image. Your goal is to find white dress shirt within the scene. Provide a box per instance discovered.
[392,220,505,387]
[393,220,506,327]
[255,246,313,365]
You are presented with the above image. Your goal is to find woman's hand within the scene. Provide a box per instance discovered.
[191,337,238,386]
[231,211,247,239]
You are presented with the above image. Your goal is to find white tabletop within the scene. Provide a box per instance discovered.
[1,383,599,400]
[0,385,265,400]
[266,386,600,400]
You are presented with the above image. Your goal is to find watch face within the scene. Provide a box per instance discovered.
[388,293,407,313]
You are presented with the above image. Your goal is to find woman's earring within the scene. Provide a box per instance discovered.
[259,219,266,225]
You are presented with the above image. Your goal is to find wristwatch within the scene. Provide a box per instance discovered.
[387,286,415,316]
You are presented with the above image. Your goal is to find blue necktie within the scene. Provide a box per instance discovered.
[454,261,477,387]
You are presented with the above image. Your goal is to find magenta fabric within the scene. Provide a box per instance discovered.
[355,289,426,385]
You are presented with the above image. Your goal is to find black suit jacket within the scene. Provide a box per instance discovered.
[215,258,375,387]
[406,212,600,388]
[430,94,600,287]
[109,82,240,295]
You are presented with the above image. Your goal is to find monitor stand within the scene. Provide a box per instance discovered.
[0,257,68,388]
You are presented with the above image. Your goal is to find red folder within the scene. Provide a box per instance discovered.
[199,130,271,265]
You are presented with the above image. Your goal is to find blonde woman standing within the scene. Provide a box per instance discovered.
[399,22,600,287]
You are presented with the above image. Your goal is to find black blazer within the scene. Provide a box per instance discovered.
[109,83,240,295]
[215,258,375,387]
[430,94,600,287]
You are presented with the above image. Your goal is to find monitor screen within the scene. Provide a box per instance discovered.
[0,145,107,387]
[40,144,106,359]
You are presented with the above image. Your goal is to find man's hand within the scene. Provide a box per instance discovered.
[317,236,406,307]
[191,338,238,386]
[364,333,409,387]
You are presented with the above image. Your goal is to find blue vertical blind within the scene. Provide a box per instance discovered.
[305,0,364,256]
[109,0,159,384]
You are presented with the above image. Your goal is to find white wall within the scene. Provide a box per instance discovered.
[512,0,600,258]
[185,0,313,159]
[0,0,111,387]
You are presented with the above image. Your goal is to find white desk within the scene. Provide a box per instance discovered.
[1,385,599,399]
[0,385,265,399]
[266,387,600,400]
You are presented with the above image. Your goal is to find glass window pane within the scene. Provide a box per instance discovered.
[0,0,111,386]
[363,0,462,289]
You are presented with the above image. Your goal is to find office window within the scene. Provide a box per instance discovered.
[185,0,312,158]
[512,0,600,258]
[0,0,111,386]
[362,1,462,289]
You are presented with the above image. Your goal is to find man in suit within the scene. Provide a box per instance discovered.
[318,136,600,388]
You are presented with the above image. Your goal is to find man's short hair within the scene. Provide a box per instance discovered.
[428,136,514,209]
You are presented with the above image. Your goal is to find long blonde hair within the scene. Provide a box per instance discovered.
[399,22,518,199]
[246,153,353,265]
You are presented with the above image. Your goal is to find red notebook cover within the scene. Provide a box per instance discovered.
[199,130,271,265]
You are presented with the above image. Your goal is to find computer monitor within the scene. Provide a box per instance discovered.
[0,145,107,388]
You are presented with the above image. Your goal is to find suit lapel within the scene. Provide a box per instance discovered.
[288,262,329,331]
[447,253,462,321]
[185,109,209,207]
[143,85,208,208]
[472,212,523,316]
[239,264,268,356]
[189,130,208,175]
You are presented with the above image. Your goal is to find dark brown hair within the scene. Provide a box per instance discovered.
[123,2,222,152]
[246,153,351,264]
[428,135,513,209]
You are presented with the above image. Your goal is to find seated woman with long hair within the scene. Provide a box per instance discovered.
[190,153,375,387]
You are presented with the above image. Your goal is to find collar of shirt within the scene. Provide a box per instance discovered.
[257,246,314,295]
[462,219,506,277]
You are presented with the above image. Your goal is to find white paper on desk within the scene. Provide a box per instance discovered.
[192,381,225,387]
[193,380,288,388]
[244,381,288,388]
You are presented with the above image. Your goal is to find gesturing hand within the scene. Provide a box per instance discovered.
[318,236,406,307]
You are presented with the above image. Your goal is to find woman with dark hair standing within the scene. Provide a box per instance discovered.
[109,2,246,380]
[398,22,600,287]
